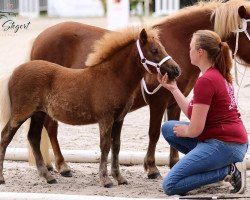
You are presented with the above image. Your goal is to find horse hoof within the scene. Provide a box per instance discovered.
[104,182,113,188]
[47,166,54,171]
[148,172,161,179]
[47,179,57,184]
[0,180,5,184]
[60,171,72,177]
[118,180,128,185]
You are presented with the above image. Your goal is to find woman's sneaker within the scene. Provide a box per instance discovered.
[229,162,246,194]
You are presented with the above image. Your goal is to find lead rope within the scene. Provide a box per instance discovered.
[136,39,172,104]
[140,78,162,104]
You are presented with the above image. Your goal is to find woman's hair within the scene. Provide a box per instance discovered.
[193,30,232,84]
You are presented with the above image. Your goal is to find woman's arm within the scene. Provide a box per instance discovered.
[174,103,210,138]
[171,89,189,117]
[158,74,210,138]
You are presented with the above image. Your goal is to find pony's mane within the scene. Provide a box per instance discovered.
[155,0,250,39]
[85,26,159,67]
[213,0,250,39]
[155,0,224,26]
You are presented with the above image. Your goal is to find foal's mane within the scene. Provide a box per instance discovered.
[85,26,159,67]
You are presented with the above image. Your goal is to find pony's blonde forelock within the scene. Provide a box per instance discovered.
[85,26,159,67]
[213,0,250,39]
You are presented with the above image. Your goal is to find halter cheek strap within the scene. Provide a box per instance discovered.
[233,18,250,57]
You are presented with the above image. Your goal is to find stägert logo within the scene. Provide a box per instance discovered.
[0,10,31,33]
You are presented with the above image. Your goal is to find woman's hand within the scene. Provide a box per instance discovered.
[157,74,178,93]
[173,124,189,137]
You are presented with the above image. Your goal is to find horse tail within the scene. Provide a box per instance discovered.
[0,72,11,130]
[40,130,52,167]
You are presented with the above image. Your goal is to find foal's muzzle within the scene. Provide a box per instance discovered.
[160,64,181,81]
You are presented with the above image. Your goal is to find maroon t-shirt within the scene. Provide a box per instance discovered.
[187,67,248,143]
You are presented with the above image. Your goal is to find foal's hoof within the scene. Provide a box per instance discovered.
[47,179,57,184]
[148,172,161,179]
[60,171,72,177]
[104,182,113,188]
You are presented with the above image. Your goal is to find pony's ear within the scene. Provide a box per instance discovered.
[139,29,148,45]
[238,5,247,19]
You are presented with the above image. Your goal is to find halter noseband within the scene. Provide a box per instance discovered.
[136,39,172,75]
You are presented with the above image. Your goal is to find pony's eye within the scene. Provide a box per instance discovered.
[151,48,158,54]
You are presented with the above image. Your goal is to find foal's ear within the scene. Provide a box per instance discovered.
[238,5,247,19]
[139,29,148,45]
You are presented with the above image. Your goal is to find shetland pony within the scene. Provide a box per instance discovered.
[0,28,180,186]
[30,0,250,178]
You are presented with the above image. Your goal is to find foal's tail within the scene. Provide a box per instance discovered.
[0,71,12,130]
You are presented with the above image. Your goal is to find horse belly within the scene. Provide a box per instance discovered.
[47,107,97,126]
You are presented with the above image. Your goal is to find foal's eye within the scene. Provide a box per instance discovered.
[151,48,158,54]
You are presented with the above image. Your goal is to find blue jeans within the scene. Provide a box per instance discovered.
[162,120,248,195]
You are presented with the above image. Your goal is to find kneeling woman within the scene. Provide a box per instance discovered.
[158,30,248,195]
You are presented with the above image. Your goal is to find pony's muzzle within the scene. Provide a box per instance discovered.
[160,64,181,80]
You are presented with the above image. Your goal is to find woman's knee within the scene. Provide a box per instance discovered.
[162,176,177,196]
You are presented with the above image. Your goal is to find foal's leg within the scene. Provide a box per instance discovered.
[0,120,22,184]
[144,96,167,179]
[28,113,57,184]
[44,116,72,177]
[110,119,128,185]
[99,119,113,187]
[167,103,181,168]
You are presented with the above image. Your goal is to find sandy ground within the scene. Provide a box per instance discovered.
[0,16,250,199]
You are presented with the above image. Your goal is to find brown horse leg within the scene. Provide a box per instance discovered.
[98,119,114,187]
[44,116,72,177]
[0,120,22,184]
[28,112,57,184]
[167,103,181,168]
[110,119,128,185]
[144,100,167,179]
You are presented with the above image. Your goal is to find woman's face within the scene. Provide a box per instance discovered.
[189,36,200,66]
